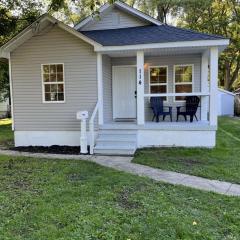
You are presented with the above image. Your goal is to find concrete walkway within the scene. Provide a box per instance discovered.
[0,149,240,197]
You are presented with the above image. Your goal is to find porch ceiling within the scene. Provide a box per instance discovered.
[104,46,212,58]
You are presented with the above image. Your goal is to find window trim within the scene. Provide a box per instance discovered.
[41,63,66,104]
[173,64,194,102]
[148,65,168,102]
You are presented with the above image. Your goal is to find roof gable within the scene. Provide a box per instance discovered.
[80,6,151,31]
[0,14,101,58]
[75,1,161,31]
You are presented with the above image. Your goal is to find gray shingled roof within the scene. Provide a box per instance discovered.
[80,25,226,46]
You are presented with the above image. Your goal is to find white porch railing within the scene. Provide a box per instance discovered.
[89,101,99,155]
[144,92,210,97]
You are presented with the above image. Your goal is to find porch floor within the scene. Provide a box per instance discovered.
[101,120,216,131]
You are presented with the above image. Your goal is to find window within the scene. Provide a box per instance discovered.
[149,66,168,101]
[42,64,65,102]
[174,65,193,101]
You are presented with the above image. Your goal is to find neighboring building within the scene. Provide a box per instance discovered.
[0,1,229,155]
[218,89,235,116]
[0,97,9,118]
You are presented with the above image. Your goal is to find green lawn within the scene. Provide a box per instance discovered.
[0,118,13,148]
[0,155,240,240]
[133,117,240,184]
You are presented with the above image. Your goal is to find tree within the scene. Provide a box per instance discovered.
[178,0,240,91]
[0,0,45,102]
[132,0,180,24]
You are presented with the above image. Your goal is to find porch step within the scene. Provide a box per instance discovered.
[94,129,137,156]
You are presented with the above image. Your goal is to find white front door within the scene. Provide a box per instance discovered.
[112,66,137,120]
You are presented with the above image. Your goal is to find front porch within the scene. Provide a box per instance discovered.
[90,45,219,154]
[99,46,218,126]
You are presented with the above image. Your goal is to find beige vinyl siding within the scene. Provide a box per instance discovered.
[110,54,201,122]
[11,26,97,131]
[102,55,112,123]
[81,7,150,31]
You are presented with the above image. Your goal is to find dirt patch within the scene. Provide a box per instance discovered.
[10,145,90,155]
[117,185,147,210]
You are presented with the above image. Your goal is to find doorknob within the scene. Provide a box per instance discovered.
[134,91,137,98]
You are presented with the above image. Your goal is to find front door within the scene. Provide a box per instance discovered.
[112,66,137,120]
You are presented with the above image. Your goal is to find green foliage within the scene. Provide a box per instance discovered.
[133,116,240,184]
[177,0,240,90]
[0,0,44,101]
[0,61,9,102]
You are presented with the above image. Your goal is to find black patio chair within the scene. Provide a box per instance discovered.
[150,97,172,122]
[176,96,200,122]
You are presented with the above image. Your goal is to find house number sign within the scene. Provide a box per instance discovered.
[138,69,142,85]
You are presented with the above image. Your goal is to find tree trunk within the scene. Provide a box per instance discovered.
[224,61,231,90]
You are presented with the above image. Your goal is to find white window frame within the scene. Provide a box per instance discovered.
[173,64,194,102]
[148,65,168,102]
[41,63,66,103]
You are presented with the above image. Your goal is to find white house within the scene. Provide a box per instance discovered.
[0,2,229,155]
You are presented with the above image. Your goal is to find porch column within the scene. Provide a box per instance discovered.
[136,51,145,125]
[201,50,209,121]
[97,53,103,125]
[209,47,218,126]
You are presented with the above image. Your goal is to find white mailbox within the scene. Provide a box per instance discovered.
[76,110,88,154]
[76,111,88,120]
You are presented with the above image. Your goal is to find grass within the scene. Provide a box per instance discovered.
[0,118,240,238]
[0,118,13,148]
[133,117,240,184]
[0,155,240,239]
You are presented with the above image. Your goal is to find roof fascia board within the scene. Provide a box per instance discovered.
[0,14,47,52]
[94,39,230,52]
[3,28,33,53]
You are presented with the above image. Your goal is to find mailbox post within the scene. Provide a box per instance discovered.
[76,111,88,154]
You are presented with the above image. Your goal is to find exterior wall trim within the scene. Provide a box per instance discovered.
[41,63,66,104]
[14,129,216,148]
[9,53,14,130]
[95,39,229,52]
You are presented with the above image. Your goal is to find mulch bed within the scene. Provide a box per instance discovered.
[10,145,90,155]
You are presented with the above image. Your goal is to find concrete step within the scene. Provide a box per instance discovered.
[97,135,136,142]
[100,124,138,130]
[94,145,136,156]
[98,130,137,135]
[94,129,137,156]
[95,141,136,148]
